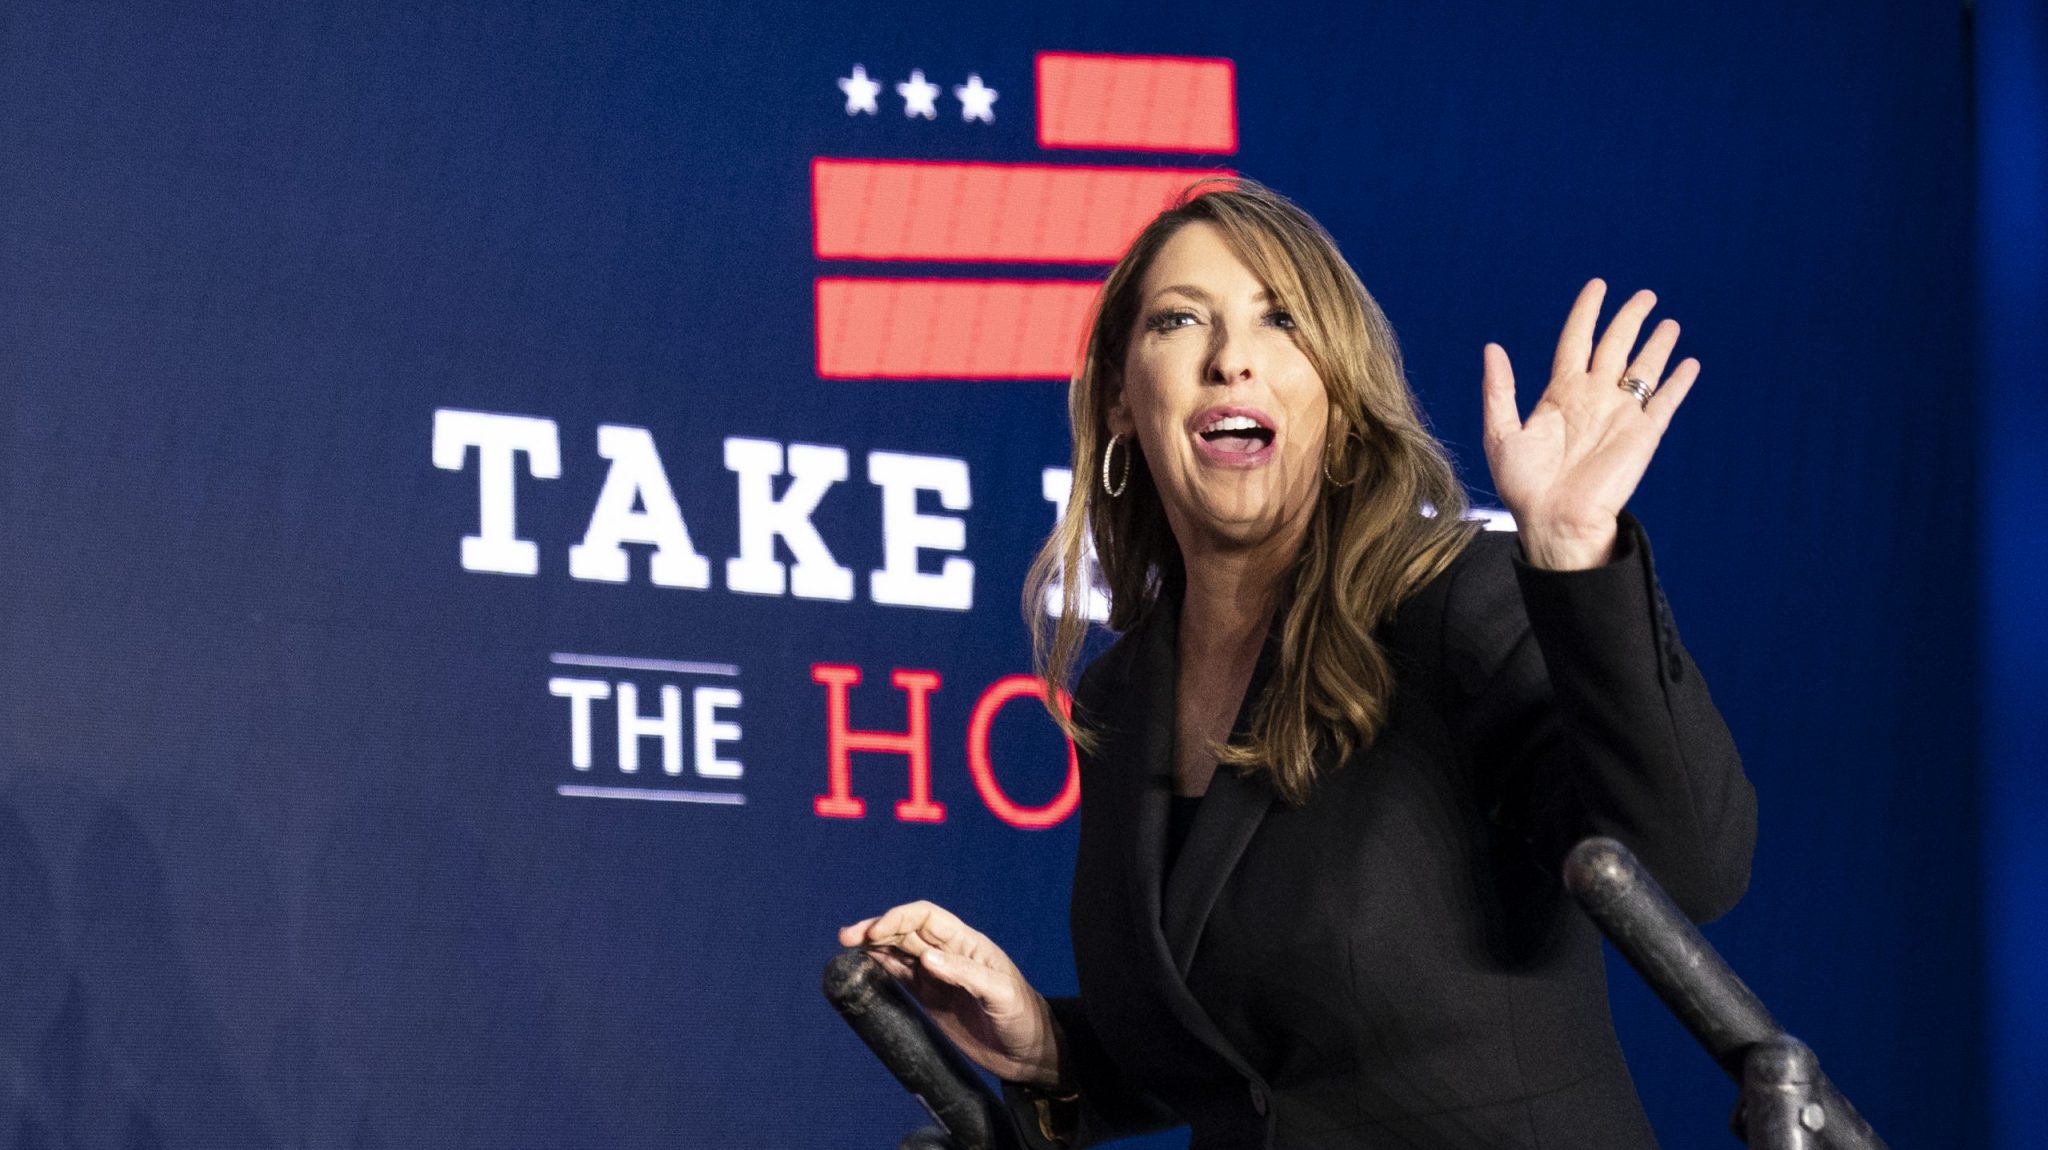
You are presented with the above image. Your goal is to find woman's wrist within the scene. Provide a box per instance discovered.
[1518,516,1619,571]
[1008,998,1074,1092]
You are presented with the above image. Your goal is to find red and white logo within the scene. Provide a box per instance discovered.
[815,52,1239,380]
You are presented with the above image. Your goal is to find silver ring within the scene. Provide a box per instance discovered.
[1618,375,1655,412]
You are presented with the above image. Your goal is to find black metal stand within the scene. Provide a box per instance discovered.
[1742,1037,1825,1149]
[1563,837,1886,1149]
[822,948,1021,1150]
[826,838,1890,1148]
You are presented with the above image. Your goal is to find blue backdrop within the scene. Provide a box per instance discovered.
[0,1,2020,1147]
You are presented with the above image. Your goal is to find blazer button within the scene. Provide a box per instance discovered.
[1248,1081,1269,1116]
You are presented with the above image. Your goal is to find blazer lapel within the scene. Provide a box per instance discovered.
[1079,588,1272,1086]
[1161,765,1273,977]
[1160,627,1280,976]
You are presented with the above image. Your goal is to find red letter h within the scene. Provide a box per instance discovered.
[811,664,945,822]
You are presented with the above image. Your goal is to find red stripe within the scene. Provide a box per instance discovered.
[813,159,1223,263]
[1035,52,1237,154]
[815,278,1099,379]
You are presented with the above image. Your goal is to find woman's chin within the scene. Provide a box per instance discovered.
[1181,501,1309,554]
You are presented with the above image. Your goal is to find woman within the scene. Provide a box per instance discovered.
[838,179,1756,1149]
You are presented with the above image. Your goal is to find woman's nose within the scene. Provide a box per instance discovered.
[1205,324,1256,384]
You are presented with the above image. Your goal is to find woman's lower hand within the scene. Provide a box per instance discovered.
[838,901,1067,1089]
[1481,279,1700,570]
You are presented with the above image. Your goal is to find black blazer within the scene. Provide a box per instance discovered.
[1009,517,1757,1149]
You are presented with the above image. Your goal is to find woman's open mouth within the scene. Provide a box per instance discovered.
[1191,407,1277,466]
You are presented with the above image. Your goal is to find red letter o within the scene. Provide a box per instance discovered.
[965,675,1080,830]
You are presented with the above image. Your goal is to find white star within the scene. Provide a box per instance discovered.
[897,69,940,120]
[838,65,881,116]
[953,74,998,123]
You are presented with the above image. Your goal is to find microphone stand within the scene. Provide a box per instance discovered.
[823,947,1021,1150]
[1564,837,1886,1149]
[825,838,1889,1148]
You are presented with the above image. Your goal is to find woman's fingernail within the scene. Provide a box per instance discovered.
[924,950,946,968]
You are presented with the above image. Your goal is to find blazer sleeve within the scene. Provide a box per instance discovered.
[1447,513,1758,922]
[998,996,1183,1148]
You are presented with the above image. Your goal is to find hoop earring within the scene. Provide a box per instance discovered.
[1324,449,1357,487]
[1101,433,1132,498]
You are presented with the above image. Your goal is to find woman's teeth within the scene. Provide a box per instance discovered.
[1201,415,1263,434]
[1198,415,1274,452]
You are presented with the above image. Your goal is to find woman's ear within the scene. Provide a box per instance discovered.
[1105,387,1135,437]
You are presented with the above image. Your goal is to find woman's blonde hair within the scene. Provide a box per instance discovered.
[1024,177,1477,805]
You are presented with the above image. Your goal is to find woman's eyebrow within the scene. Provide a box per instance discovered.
[1149,284,1273,304]
[1152,284,1211,304]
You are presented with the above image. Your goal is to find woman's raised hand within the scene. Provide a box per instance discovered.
[1481,279,1699,570]
[838,901,1066,1088]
